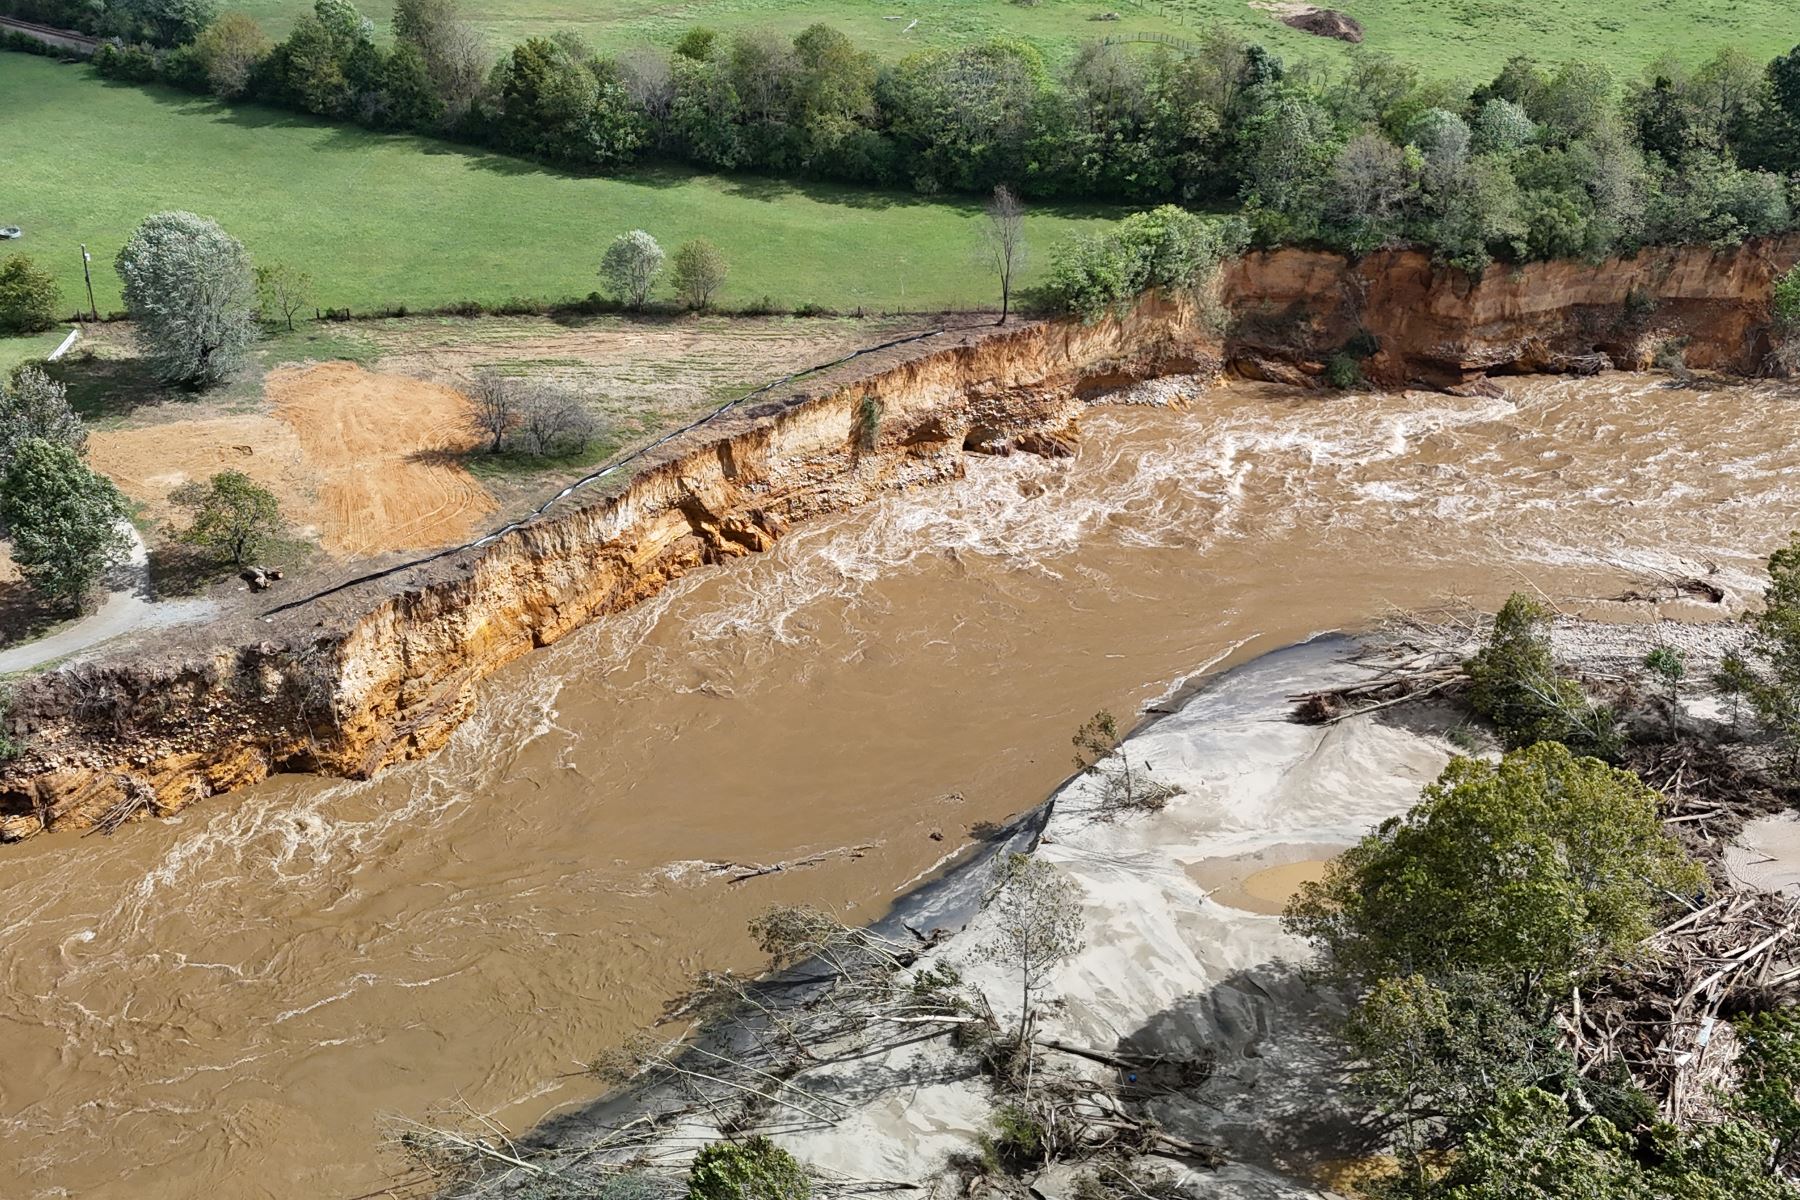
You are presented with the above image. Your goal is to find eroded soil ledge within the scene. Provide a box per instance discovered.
[4,236,1795,842]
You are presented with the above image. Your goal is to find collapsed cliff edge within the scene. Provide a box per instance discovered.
[3,235,1795,842]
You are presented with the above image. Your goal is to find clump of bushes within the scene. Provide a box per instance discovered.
[1325,351,1363,389]
[1046,207,1248,321]
[687,1137,810,1200]
[1465,592,1621,756]
[466,371,604,461]
[1773,264,1800,373]
[979,1104,1048,1172]
[0,256,61,334]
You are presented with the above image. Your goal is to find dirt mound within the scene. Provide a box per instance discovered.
[1252,1,1364,41]
[265,362,496,556]
[1284,7,1363,40]
[90,364,496,559]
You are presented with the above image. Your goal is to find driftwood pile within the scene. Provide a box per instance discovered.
[1288,606,1800,1122]
[1291,607,1480,725]
[84,774,157,836]
[1571,890,1800,1122]
[404,906,1223,1198]
[1627,737,1791,857]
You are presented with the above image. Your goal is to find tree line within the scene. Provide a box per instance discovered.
[30,0,1800,274]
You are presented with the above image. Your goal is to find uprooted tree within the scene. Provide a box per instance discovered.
[687,1136,810,1200]
[977,851,1086,1044]
[1464,592,1621,757]
[1071,710,1182,819]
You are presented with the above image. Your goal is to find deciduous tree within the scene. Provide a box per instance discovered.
[670,238,729,310]
[115,211,259,389]
[978,851,1085,1039]
[193,11,271,98]
[599,230,665,308]
[514,384,597,456]
[467,371,516,453]
[1285,742,1704,1000]
[253,262,313,332]
[0,439,131,609]
[170,469,282,565]
[0,367,86,474]
[981,184,1027,324]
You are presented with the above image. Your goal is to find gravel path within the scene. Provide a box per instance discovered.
[0,525,213,673]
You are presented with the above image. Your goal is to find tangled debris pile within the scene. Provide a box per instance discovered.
[1293,593,1800,1140]
[1572,890,1800,1123]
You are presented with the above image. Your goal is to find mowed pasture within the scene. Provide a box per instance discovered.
[213,0,1798,81]
[0,56,1121,326]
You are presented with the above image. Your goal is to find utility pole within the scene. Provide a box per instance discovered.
[80,243,97,321]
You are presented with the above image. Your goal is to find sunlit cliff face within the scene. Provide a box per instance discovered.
[3,370,1795,1198]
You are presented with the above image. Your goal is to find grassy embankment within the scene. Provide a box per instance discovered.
[209,0,1800,81]
[0,55,1121,338]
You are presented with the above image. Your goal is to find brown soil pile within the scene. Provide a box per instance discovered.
[1282,7,1364,41]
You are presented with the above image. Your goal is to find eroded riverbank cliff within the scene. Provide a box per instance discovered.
[3,235,1796,841]
[1225,234,1800,384]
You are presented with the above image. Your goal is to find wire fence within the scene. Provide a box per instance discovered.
[260,324,960,619]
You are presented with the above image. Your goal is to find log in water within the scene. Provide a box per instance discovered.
[2,375,1796,1197]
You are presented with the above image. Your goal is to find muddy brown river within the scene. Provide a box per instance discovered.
[4,375,1797,1198]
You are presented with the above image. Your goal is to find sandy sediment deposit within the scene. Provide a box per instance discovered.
[480,639,1459,1196]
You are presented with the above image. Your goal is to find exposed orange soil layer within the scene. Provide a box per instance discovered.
[10,234,1800,842]
[89,364,496,557]
[90,412,313,526]
[264,362,496,556]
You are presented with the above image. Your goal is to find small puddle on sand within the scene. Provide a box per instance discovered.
[12,374,1800,1197]
[1184,842,1348,915]
[1728,812,1800,895]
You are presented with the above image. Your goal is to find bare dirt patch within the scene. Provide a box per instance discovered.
[83,316,930,581]
[364,313,933,507]
[90,363,496,557]
[91,413,314,527]
[367,313,926,409]
[265,362,496,556]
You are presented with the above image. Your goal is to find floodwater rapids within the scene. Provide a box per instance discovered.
[5,375,1800,1198]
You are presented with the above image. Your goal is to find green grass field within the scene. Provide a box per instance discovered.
[0,55,1122,330]
[0,330,72,373]
[216,0,1800,81]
